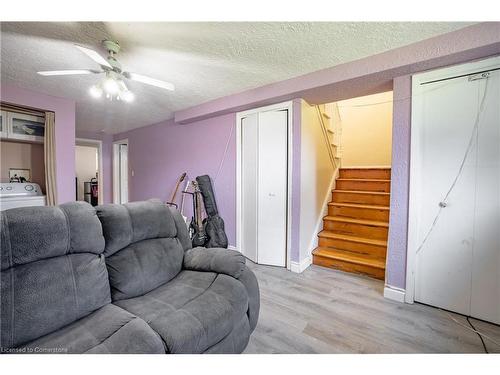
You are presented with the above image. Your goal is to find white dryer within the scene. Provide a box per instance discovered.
[0,183,46,211]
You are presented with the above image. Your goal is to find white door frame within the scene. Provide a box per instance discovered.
[236,100,293,270]
[75,138,103,205]
[113,138,129,204]
[405,56,500,304]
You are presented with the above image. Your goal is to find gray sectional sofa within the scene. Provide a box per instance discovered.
[0,200,259,354]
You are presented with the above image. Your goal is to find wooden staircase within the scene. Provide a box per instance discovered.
[312,168,391,280]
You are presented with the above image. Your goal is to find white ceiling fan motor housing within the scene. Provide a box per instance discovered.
[102,40,122,72]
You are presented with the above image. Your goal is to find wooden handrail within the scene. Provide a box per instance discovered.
[315,105,338,171]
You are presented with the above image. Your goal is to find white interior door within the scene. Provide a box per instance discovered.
[470,72,500,324]
[119,144,129,204]
[411,57,500,324]
[414,77,478,316]
[257,110,288,267]
[239,107,289,267]
[241,113,259,263]
[114,140,129,204]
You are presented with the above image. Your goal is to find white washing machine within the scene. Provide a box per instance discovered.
[0,183,46,211]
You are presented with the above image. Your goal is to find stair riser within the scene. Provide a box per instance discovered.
[313,255,385,280]
[329,205,390,221]
[336,180,390,193]
[339,169,391,180]
[332,191,390,206]
[323,220,388,240]
[318,237,387,258]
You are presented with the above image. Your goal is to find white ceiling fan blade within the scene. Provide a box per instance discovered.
[37,70,97,76]
[127,72,175,91]
[75,45,112,69]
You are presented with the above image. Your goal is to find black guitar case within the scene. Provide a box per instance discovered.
[196,175,228,248]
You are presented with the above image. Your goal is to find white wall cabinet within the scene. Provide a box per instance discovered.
[408,56,500,325]
[0,111,45,143]
[0,111,8,138]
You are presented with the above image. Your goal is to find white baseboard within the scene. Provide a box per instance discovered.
[228,245,237,251]
[290,256,312,273]
[383,285,406,303]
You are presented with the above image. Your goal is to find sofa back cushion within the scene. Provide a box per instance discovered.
[96,200,185,301]
[0,202,110,348]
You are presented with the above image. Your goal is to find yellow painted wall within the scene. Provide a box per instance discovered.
[300,100,336,262]
[338,91,393,167]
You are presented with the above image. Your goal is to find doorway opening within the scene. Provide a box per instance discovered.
[311,91,393,280]
[75,138,102,206]
[113,139,129,204]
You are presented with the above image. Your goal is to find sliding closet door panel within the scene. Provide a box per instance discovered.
[241,114,259,263]
[471,73,500,324]
[414,78,478,315]
[257,110,288,267]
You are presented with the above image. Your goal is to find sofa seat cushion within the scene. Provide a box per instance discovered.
[114,270,249,353]
[17,304,165,354]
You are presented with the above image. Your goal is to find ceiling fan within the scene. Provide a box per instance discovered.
[37,40,174,102]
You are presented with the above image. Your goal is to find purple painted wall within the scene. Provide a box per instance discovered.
[386,76,412,289]
[114,113,237,246]
[75,130,114,204]
[0,84,76,204]
[115,101,304,262]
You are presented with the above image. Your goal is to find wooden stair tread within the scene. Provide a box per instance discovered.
[332,189,390,196]
[312,247,386,269]
[318,167,391,279]
[329,202,390,211]
[318,230,387,247]
[323,215,389,228]
[340,167,391,170]
[337,178,391,182]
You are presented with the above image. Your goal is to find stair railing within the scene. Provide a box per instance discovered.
[315,105,339,171]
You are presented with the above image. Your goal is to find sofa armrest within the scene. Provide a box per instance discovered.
[236,265,260,331]
[183,247,246,278]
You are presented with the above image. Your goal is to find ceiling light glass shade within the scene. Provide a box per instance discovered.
[120,90,135,102]
[88,75,134,102]
[89,85,103,98]
[103,77,120,94]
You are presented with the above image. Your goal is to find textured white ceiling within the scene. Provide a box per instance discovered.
[1,22,474,134]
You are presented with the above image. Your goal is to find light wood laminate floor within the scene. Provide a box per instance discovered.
[244,262,500,353]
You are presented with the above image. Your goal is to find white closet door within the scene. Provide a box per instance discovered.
[257,110,288,267]
[470,72,500,324]
[414,78,479,316]
[412,57,500,324]
[241,113,259,263]
[119,144,129,204]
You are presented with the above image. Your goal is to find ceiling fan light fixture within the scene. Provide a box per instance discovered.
[89,85,103,99]
[38,40,173,105]
[120,90,135,102]
[103,76,120,95]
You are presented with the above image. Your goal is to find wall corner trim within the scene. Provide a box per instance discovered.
[290,256,312,273]
[383,285,406,303]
